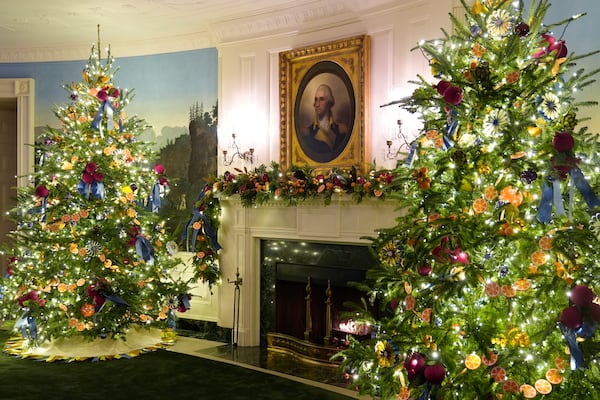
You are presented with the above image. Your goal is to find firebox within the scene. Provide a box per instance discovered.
[260,239,376,357]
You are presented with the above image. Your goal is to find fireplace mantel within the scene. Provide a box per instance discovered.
[216,195,399,346]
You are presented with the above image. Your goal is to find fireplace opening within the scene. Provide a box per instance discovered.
[260,240,376,357]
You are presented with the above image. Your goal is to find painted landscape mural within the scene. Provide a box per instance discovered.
[0,48,218,236]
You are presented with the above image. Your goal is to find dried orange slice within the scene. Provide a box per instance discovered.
[520,384,537,398]
[485,281,501,297]
[482,351,498,366]
[490,366,507,382]
[404,295,415,311]
[545,368,563,385]
[473,198,488,215]
[484,186,498,201]
[398,386,411,400]
[554,356,569,370]
[534,379,552,395]
[465,354,482,370]
[515,279,532,291]
[502,379,520,393]
[501,285,516,298]
[421,308,432,323]
[538,236,553,250]
[531,250,548,266]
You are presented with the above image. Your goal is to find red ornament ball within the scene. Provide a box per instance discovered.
[418,264,432,276]
[552,131,575,153]
[589,303,600,322]
[424,363,446,385]
[560,306,583,329]
[570,285,595,307]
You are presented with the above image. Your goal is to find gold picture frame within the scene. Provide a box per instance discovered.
[279,35,370,173]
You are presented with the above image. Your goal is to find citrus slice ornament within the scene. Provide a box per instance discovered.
[465,354,482,370]
[534,379,553,395]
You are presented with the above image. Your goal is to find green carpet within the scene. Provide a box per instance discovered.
[0,330,356,400]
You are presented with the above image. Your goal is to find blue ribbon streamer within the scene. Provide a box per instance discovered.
[135,235,155,265]
[167,309,177,329]
[91,100,123,137]
[560,323,584,370]
[417,382,435,400]
[405,141,417,167]
[537,168,600,223]
[537,178,554,223]
[571,167,600,210]
[553,178,565,217]
[577,320,598,339]
[146,182,164,213]
[15,310,37,340]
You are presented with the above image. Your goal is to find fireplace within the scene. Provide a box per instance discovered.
[260,240,376,350]
[216,196,398,347]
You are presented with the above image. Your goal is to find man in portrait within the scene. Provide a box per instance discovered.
[299,83,349,163]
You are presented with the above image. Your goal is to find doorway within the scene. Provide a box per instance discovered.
[0,78,35,275]
[0,99,17,273]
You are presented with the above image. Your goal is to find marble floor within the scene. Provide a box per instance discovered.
[167,335,363,399]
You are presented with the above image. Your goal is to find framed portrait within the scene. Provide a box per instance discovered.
[279,35,370,173]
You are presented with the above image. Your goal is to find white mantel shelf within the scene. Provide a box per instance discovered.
[216,195,400,346]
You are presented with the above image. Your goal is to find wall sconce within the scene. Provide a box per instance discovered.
[384,119,409,161]
[222,133,255,166]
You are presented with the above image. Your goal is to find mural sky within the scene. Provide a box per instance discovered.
[0,48,218,150]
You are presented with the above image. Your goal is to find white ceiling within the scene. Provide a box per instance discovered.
[0,0,404,62]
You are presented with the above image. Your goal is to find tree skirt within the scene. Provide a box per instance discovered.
[3,326,176,361]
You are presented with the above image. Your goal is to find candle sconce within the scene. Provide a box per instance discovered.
[384,119,410,161]
[222,133,255,166]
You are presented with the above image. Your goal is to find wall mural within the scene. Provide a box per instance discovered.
[0,48,219,237]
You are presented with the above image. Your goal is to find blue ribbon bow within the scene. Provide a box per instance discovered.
[537,167,600,223]
[91,100,123,137]
[15,310,37,340]
[182,189,222,251]
[77,180,106,200]
[135,235,155,265]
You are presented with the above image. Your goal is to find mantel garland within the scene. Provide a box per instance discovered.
[187,161,402,287]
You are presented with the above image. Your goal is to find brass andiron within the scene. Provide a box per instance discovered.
[304,276,312,341]
[323,280,332,346]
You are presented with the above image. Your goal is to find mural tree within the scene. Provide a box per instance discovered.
[0,44,192,352]
[337,0,600,398]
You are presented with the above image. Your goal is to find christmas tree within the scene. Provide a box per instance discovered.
[337,0,600,398]
[0,42,192,354]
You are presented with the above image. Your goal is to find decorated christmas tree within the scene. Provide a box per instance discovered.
[0,42,193,355]
[337,0,600,398]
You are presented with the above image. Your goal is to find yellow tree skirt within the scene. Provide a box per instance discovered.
[3,326,177,361]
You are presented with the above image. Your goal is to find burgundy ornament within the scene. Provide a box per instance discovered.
[154,164,165,175]
[443,85,463,106]
[570,285,595,307]
[589,303,600,322]
[404,352,426,375]
[515,22,530,37]
[81,172,95,185]
[424,363,446,385]
[548,40,568,58]
[560,306,583,330]
[418,264,432,276]
[553,131,575,152]
[96,90,109,102]
[436,80,451,96]
[85,162,97,174]
[35,185,49,198]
